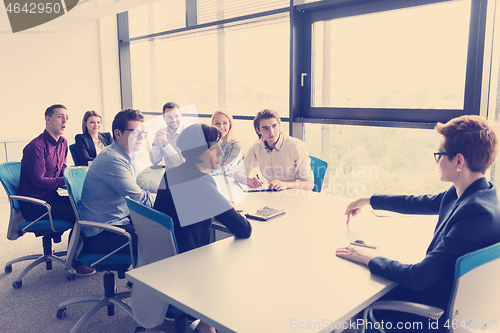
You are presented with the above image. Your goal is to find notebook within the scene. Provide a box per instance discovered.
[237,182,283,192]
[245,206,285,221]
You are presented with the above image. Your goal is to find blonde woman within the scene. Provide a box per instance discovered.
[210,110,243,177]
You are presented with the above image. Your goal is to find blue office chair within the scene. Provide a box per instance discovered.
[310,156,328,193]
[0,161,75,289]
[126,197,188,333]
[361,241,500,333]
[69,143,82,166]
[57,167,137,333]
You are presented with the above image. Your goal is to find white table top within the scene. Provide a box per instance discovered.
[126,189,436,333]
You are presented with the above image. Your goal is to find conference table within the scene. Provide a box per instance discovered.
[126,184,437,333]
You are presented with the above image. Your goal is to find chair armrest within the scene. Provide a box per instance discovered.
[370,300,444,320]
[10,195,56,232]
[79,220,136,268]
[79,221,130,235]
[10,195,50,206]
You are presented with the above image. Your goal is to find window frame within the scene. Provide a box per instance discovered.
[290,0,488,129]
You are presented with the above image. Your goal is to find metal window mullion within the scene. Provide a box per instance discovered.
[118,12,133,109]
[186,0,198,27]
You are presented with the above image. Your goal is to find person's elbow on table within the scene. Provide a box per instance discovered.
[235,222,252,239]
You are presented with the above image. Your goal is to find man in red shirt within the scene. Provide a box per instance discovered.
[18,104,94,276]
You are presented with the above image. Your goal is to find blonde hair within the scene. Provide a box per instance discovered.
[211,109,236,142]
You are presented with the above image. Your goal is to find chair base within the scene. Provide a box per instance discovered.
[5,235,76,288]
[57,271,134,333]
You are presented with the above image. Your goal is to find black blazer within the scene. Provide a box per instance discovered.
[74,132,112,166]
[368,177,500,310]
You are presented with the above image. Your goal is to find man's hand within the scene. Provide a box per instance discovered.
[247,176,263,188]
[268,180,284,191]
[153,129,168,146]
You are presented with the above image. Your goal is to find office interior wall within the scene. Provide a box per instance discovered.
[0,10,120,147]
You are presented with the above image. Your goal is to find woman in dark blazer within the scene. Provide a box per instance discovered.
[337,115,500,332]
[74,111,112,166]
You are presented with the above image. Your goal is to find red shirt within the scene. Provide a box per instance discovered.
[18,130,67,198]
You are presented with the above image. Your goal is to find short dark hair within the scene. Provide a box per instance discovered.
[253,109,281,138]
[163,102,180,113]
[177,124,221,163]
[435,115,499,173]
[45,104,67,117]
[112,109,144,141]
[82,110,102,133]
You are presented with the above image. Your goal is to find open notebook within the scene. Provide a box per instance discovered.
[237,182,283,192]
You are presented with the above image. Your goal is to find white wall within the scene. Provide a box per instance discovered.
[0,8,121,150]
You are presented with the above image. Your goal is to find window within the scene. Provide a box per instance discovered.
[128,0,185,38]
[295,0,487,126]
[304,123,449,196]
[312,1,470,110]
[129,13,290,116]
[198,0,289,25]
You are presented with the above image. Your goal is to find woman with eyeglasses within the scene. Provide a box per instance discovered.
[154,123,252,333]
[75,110,112,166]
[336,115,500,332]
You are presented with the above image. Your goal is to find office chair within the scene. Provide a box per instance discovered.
[309,156,328,192]
[56,167,137,333]
[69,143,82,166]
[360,241,500,333]
[0,161,76,289]
[126,196,188,333]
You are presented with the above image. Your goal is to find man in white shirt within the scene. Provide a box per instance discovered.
[234,109,314,191]
[151,102,184,168]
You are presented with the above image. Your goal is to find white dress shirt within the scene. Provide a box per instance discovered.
[243,134,313,183]
[151,125,184,167]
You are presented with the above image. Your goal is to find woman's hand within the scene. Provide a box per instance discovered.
[336,246,375,266]
[345,197,371,224]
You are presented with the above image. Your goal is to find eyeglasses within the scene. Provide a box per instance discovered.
[124,129,148,137]
[434,152,449,162]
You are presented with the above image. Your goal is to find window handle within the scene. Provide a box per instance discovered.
[301,73,307,87]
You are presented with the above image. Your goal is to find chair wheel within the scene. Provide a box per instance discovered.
[4,265,12,273]
[67,274,76,281]
[134,327,146,333]
[13,281,22,289]
[57,308,66,319]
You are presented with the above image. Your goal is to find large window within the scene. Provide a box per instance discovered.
[294,0,487,126]
[128,0,185,38]
[119,0,500,197]
[127,4,289,116]
[305,123,449,196]
[312,1,470,110]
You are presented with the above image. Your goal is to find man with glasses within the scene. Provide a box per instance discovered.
[79,109,154,255]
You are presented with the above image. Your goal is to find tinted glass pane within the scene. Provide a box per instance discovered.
[312,0,470,109]
[128,0,185,38]
[198,0,289,25]
[130,14,289,116]
[304,123,449,196]
[224,15,289,116]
